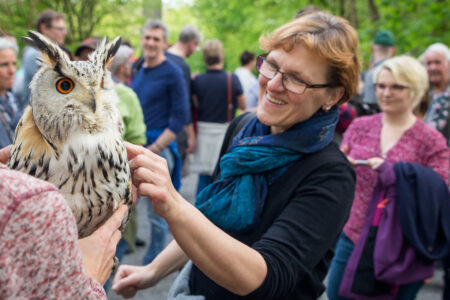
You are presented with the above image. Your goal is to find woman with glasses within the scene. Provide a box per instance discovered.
[327,56,449,300]
[113,11,359,299]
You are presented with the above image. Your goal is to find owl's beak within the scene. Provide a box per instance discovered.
[90,89,97,113]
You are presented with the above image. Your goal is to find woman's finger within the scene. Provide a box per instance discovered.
[132,166,156,183]
[137,182,165,199]
[129,153,167,174]
[112,265,131,285]
[98,205,128,236]
[125,142,163,164]
[367,157,384,170]
[124,142,148,161]
[347,156,356,165]
[0,145,11,164]
[341,144,349,155]
[132,166,171,189]
[112,266,141,297]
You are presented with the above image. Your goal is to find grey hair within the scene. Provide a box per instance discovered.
[0,38,18,54]
[110,45,134,75]
[424,43,450,61]
[179,25,202,44]
[142,20,169,39]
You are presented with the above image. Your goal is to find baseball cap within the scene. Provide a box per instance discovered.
[373,30,395,46]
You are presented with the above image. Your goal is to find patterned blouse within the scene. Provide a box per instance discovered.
[0,91,21,149]
[342,114,449,244]
[0,164,106,299]
[425,85,450,143]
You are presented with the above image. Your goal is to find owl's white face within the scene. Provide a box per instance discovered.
[31,59,115,118]
[25,32,122,142]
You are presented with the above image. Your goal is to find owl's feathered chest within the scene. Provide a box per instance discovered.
[8,107,132,238]
[52,134,131,237]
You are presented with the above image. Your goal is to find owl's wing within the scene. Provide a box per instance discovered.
[117,139,133,231]
[73,137,132,238]
[8,106,58,179]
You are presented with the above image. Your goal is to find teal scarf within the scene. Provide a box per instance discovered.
[195,107,339,232]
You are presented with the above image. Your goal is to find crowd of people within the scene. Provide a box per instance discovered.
[0,6,449,300]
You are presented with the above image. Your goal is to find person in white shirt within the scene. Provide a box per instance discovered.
[235,50,258,111]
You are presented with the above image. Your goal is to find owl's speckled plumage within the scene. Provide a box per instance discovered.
[8,31,131,238]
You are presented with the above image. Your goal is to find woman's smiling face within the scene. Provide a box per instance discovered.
[256,44,341,134]
[375,68,413,116]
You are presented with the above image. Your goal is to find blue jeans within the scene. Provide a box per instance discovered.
[143,147,174,265]
[327,232,424,300]
[196,174,211,196]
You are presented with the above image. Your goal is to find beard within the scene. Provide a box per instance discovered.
[428,70,445,86]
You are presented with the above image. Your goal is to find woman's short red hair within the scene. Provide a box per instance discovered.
[260,12,361,105]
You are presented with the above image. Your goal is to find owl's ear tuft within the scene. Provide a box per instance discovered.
[91,36,121,69]
[106,37,122,62]
[23,31,65,64]
[22,36,35,47]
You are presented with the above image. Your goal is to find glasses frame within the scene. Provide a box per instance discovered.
[51,26,68,32]
[256,54,336,95]
[373,83,409,92]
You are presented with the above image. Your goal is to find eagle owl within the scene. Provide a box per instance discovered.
[8,31,132,238]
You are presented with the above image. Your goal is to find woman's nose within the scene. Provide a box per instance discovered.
[267,72,285,93]
[382,86,393,96]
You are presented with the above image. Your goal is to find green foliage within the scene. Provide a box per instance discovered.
[0,0,146,58]
[1,0,448,73]
[165,0,450,72]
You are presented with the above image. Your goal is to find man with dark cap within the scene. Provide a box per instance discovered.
[362,30,396,105]
[75,37,102,61]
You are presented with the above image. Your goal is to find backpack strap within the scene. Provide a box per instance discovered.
[227,73,232,122]
[131,56,145,80]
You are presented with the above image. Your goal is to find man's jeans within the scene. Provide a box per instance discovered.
[143,147,175,265]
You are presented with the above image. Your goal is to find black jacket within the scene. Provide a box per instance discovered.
[190,113,356,299]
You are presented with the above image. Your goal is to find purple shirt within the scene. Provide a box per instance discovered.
[342,113,449,243]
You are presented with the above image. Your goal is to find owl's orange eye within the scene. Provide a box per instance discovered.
[56,78,74,94]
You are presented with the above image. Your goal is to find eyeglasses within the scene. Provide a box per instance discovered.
[51,26,67,32]
[374,83,409,92]
[256,54,336,95]
[143,35,162,42]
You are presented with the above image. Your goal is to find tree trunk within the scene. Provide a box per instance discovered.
[338,0,346,17]
[28,0,37,29]
[62,0,75,43]
[349,0,358,28]
[367,0,379,22]
[143,0,162,20]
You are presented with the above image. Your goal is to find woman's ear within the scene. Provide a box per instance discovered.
[323,86,345,109]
